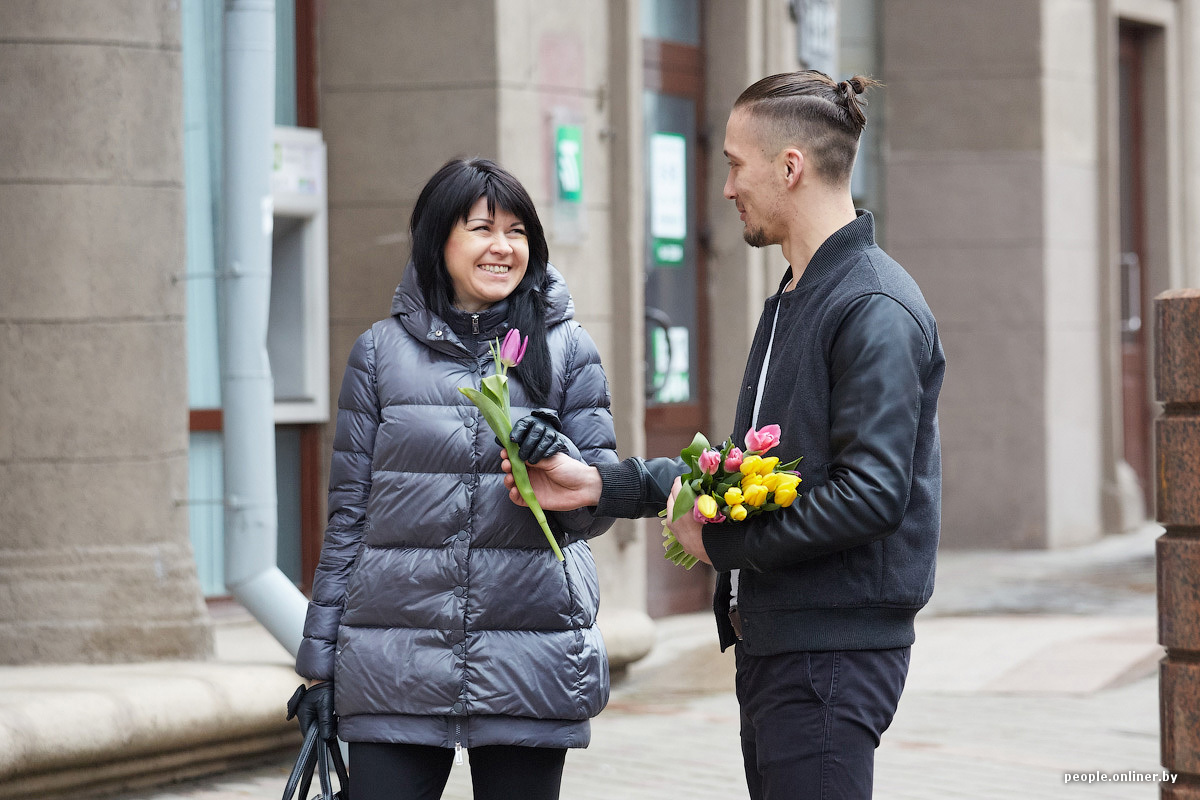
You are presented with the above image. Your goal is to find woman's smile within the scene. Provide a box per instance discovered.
[443,196,530,312]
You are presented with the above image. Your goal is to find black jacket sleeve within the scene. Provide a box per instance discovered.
[594,456,687,519]
[702,293,933,572]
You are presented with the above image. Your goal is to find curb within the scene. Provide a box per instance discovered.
[0,661,299,799]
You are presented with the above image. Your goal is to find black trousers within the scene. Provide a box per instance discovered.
[347,742,567,800]
[736,646,910,800]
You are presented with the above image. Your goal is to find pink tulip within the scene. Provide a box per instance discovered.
[744,424,781,455]
[499,328,528,368]
[692,496,726,525]
[698,449,721,475]
[723,447,744,472]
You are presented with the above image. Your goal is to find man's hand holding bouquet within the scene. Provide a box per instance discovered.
[661,424,802,569]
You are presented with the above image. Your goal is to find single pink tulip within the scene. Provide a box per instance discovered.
[723,447,744,472]
[744,424,781,455]
[698,449,721,475]
[499,328,528,368]
[692,496,726,525]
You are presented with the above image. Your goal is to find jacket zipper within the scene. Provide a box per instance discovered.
[471,313,480,335]
[454,721,464,765]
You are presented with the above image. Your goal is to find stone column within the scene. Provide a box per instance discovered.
[1156,289,1200,798]
[0,1,212,663]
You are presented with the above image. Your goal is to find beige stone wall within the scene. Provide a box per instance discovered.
[883,0,1200,548]
[600,0,647,569]
[0,0,211,663]
[320,0,502,389]
[1043,0,1106,546]
[883,0,1052,548]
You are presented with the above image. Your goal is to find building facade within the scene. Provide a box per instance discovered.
[1,0,1198,663]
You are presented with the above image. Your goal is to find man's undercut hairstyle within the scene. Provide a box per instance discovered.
[734,70,881,186]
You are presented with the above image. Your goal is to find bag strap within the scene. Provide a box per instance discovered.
[282,726,320,800]
[328,737,351,798]
[282,727,351,800]
[317,744,334,800]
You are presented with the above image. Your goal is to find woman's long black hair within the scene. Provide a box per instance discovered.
[409,157,553,405]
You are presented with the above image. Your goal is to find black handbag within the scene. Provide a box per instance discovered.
[282,723,350,800]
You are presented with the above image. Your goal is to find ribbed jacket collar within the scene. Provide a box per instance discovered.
[777,210,876,295]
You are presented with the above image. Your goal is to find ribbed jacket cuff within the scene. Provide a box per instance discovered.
[702,523,752,572]
[595,459,645,519]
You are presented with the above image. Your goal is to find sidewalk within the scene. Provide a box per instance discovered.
[8,524,1166,799]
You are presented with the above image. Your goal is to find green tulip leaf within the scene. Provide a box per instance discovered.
[460,387,513,437]
[679,432,710,473]
[670,479,697,522]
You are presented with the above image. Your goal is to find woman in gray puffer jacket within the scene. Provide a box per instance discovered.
[292,158,618,800]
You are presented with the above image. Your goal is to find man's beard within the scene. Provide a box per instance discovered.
[743,224,771,248]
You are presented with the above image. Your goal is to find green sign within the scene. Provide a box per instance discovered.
[650,132,687,265]
[555,125,583,202]
[653,238,685,265]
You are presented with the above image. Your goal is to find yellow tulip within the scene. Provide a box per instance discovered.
[724,487,745,506]
[741,473,764,489]
[774,485,798,507]
[776,473,802,489]
[744,484,769,507]
[697,494,719,519]
[762,473,782,492]
[729,504,748,521]
[759,457,780,474]
[739,455,763,476]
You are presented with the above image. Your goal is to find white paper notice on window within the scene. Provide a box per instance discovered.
[652,325,691,404]
[650,132,687,241]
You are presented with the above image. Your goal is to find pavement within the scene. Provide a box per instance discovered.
[2,522,1167,799]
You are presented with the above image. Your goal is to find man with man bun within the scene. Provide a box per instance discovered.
[506,70,946,799]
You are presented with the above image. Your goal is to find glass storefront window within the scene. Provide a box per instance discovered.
[641,0,700,45]
[643,90,699,406]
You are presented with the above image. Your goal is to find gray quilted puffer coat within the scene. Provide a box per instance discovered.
[296,264,618,750]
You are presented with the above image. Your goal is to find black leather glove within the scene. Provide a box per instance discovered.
[287,681,337,742]
[509,408,570,464]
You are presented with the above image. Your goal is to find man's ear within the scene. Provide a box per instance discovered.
[782,148,805,189]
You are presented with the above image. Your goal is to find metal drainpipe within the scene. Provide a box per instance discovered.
[219,0,308,656]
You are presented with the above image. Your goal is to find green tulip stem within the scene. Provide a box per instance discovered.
[460,385,565,562]
[504,441,565,561]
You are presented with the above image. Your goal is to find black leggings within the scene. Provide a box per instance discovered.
[348,742,567,800]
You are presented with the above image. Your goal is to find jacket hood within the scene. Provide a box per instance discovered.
[390,262,576,340]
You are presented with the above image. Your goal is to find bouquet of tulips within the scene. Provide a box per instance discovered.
[662,424,802,569]
[460,329,564,561]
